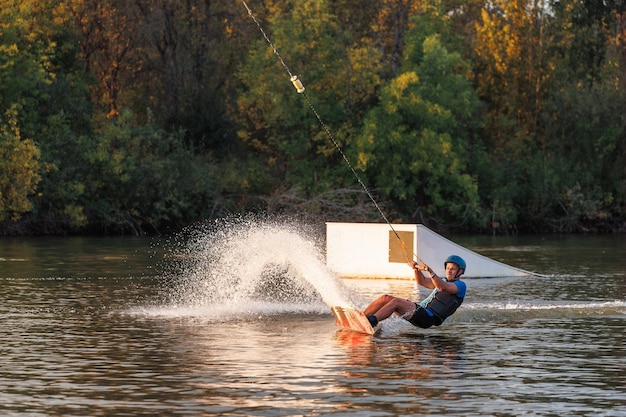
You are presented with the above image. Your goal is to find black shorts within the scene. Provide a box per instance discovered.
[407,305,443,328]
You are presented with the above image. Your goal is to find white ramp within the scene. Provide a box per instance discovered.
[326,222,534,278]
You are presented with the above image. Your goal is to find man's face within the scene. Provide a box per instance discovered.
[445,263,460,279]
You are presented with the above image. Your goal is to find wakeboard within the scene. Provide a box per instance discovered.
[331,306,376,335]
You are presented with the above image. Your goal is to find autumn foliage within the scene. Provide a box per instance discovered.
[1,0,624,234]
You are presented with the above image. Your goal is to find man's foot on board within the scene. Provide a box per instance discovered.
[366,315,379,328]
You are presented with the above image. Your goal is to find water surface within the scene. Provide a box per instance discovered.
[1,223,624,416]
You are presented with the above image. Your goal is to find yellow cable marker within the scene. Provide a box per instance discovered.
[290,75,305,93]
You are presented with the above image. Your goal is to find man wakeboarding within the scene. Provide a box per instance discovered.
[363,255,467,329]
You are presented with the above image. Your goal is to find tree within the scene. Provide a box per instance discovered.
[78,109,224,234]
[354,30,482,227]
[536,0,626,231]
[60,0,137,118]
[471,0,558,231]
[0,0,87,228]
[0,0,58,137]
[235,0,384,202]
[0,113,40,221]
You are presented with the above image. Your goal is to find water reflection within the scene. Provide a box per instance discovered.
[158,317,343,415]
[0,236,163,279]
[333,328,468,414]
[1,231,624,416]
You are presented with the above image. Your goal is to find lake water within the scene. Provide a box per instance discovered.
[1,219,624,416]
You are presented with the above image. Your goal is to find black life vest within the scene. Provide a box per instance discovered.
[425,290,464,321]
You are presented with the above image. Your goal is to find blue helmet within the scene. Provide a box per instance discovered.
[445,255,466,275]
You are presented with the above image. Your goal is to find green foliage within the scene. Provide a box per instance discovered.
[468,0,625,232]
[34,112,90,229]
[535,63,625,231]
[236,0,383,200]
[354,31,482,227]
[0,1,54,136]
[0,112,41,221]
[1,0,624,234]
[81,110,223,234]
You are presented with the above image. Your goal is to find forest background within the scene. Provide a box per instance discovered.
[1,0,624,236]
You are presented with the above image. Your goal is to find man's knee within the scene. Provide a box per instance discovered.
[381,294,396,303]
